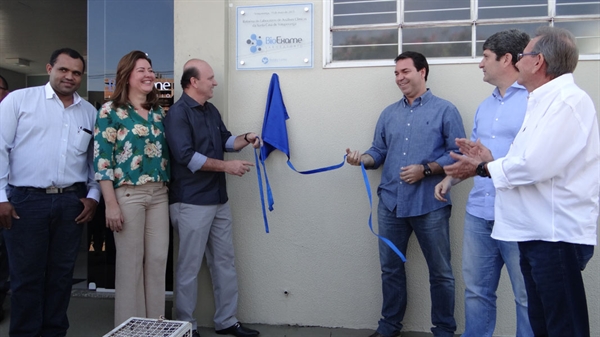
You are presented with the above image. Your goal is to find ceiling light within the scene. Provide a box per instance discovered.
[6,58,30,67]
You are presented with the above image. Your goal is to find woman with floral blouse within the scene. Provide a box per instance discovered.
[94,50,170,326]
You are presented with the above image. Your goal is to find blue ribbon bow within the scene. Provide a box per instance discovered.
[255,73,406,262]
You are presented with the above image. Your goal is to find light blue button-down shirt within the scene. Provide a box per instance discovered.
[365,89,465,218]
[466,82,528,220]
[0,83,100,202]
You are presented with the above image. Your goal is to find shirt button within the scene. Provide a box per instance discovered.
[407,123,410,126]
[501,102,504,105]
[405,138,408,141]
[495,118,499,121]
[486,193,490,196]
[410,110,413,112]
[403,152,406,155]
[492,135,496,139]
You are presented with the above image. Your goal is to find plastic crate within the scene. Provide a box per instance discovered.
[103,317,193,337]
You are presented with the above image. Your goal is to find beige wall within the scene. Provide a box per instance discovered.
[174,1,600,335]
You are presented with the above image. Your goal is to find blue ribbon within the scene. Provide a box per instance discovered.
[254,149,406,262]
[254,149,347,232]
[254,147,271,233]
[286,155,347,175]
[360,162,407,262]
[256,73,404,260]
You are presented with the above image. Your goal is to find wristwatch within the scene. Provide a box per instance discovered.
[423,163,432,177]
[476,162,490,178]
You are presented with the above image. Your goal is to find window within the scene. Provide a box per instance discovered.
[323,0,600,67]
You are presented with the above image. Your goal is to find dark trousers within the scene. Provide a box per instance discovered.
[519,241,591,337]
[0,229,9,308]
[4,186,86,337]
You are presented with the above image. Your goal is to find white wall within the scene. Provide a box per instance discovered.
[174,1,600,335]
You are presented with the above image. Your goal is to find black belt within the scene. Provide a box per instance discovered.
[15,182,86,194]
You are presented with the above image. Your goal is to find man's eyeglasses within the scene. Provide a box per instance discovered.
[517,52,540,61]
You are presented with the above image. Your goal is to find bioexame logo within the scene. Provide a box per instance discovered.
[265,36,303,44]
[247,33,303,54]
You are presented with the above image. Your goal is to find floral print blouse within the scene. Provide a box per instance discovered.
[94,101,170,188]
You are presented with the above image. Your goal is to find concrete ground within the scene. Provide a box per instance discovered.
[0,294,444,337]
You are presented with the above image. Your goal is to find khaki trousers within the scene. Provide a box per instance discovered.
[113,182,169,326]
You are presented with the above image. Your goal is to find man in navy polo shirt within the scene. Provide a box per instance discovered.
[164,59,261,337]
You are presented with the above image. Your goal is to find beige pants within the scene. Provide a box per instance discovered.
[113,182,169,326]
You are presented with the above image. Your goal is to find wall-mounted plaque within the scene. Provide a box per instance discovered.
[236,3,313,70]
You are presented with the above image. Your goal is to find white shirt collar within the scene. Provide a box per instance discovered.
[44,82,81,105]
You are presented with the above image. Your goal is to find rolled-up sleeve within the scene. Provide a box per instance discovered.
[225,135,237,152]
[364,114,388,169]
[86,131,101,201]
[435,105,465,167]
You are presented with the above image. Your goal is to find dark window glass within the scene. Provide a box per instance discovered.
[334,13,397,26]
[479,0,547,19]
[475,23,545,55]
[333,45,399,61]
[329,0,599,61]
[333,0,396,25]
[403,42,471,58]
[403,26,471,57]
[404,0,470,22]
[555,20,600,54]
[333,29,398,46]
[87,0,174,291]
[88,0,174,97]
[556,0,600,15]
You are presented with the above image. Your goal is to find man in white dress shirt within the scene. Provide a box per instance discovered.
[0,74,9,323]
[445,26,598,337]
[0,48,100,337]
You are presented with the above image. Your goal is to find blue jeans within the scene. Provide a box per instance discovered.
[462,213,532,337]
[376,202,455,337]
[3,186,86,337]
[519,241,590,337]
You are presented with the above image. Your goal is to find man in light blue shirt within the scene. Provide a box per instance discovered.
[347,51,465,337]
[0,48,99,337]
[434,30,533,337]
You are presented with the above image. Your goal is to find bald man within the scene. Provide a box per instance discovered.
[163,59,261,337]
